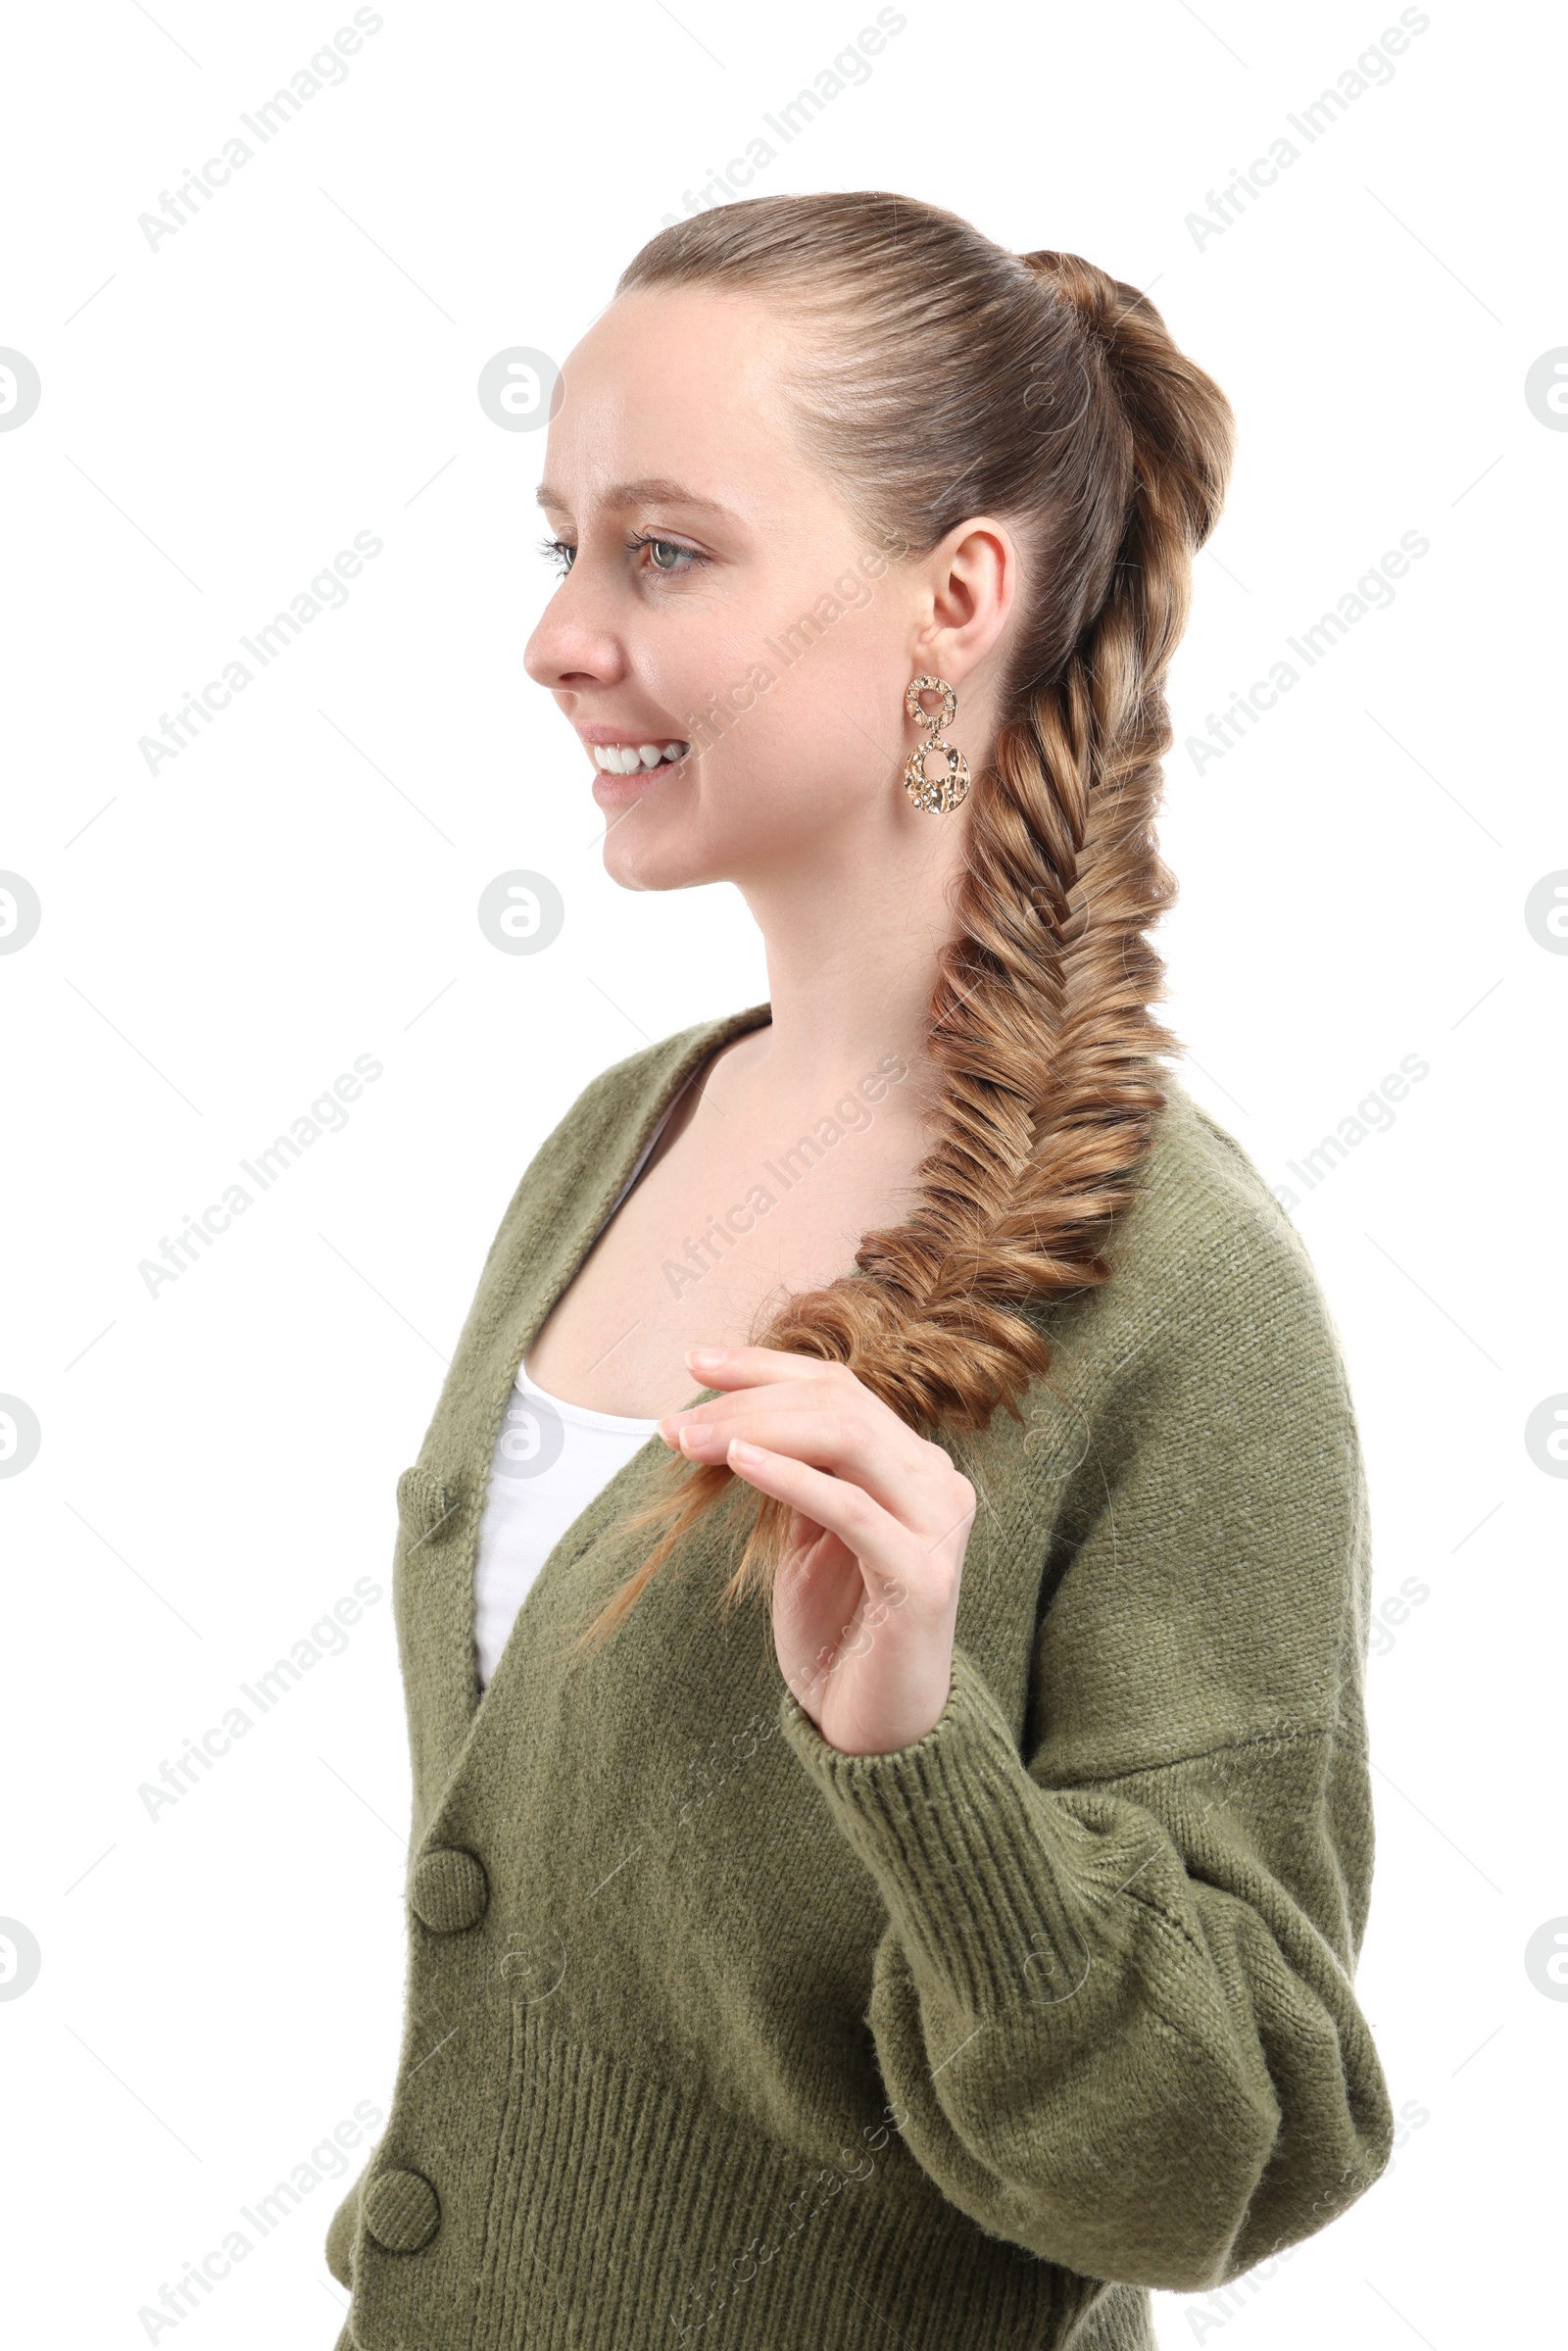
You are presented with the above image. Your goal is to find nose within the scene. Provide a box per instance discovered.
[523,566,628,698]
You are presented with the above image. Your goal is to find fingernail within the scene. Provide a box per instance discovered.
[685,1346,724,1369]
[729,1438,762,1464]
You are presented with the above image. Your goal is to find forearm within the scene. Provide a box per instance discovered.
[780,1645,1393,2290]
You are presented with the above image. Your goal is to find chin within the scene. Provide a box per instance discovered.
[603,842,708,894]
[593,756,846,893]
[600,806,729,895]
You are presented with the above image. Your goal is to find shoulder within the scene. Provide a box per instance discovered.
[1136,1067,1347,1351]
[481,1002,771,1256]
[546,998,769,1159]
[1042,1066,1359,1432]
[1136,1067,1308,1274]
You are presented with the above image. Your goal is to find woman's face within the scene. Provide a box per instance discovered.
[524,287,1003,897]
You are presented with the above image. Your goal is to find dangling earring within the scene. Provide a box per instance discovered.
[902,674,971,813]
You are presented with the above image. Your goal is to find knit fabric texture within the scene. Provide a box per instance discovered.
[324,1001,1393,2351]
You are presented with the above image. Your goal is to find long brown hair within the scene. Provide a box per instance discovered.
[571,191,1235,1652]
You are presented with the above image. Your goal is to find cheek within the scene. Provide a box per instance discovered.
[600,576,913,889]
[643,615,774,735]
[602,646,903,892]
[710,606,906,791]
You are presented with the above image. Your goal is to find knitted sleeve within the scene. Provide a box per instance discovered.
[778,1213,1395,2293]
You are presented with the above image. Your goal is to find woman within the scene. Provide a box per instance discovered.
[326,192,1393,2351]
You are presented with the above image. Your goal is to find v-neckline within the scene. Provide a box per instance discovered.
[458,1000,773,1733]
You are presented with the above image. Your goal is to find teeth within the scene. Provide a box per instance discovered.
[590,740,690,771]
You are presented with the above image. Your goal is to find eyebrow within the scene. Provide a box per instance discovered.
[534,476,737,519]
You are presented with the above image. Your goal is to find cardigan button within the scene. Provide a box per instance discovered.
[410,1846,489,1934]
[363,2166,440,2254]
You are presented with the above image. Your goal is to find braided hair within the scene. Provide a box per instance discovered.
[573,194,1236,1649]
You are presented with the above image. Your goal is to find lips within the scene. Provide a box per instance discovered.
[589,740,690,774]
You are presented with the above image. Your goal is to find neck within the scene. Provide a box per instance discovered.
[730,803,970,1109]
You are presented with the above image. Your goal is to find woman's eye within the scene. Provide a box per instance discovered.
[538,531,706,581]
[629,532,705,576]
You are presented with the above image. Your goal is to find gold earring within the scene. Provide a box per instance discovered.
[902,674,970,813]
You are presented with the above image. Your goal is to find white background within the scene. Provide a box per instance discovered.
[1,1,1563,2343]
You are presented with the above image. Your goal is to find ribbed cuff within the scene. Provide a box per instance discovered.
[778,1646,1095,2017]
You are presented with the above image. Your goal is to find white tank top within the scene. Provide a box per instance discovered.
[472,1365,661,1689]
[471,1082,688,1690]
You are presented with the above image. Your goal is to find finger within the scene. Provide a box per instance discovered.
[662,1372,919,1455]
[665,1364,929,1466]
[723,1440,923,1594]
[682,1344,837,1393]
[661,1375,851,1431]
[669,1405,961,1532]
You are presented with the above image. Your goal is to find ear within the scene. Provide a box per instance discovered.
[910,516,1019,689]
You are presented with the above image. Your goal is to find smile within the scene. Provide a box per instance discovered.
[590,740,690,773]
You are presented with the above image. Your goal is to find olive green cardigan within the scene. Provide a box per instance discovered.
[325,1002,1392,2351]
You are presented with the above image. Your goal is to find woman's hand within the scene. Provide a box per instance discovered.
[658,1346,977,1756]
